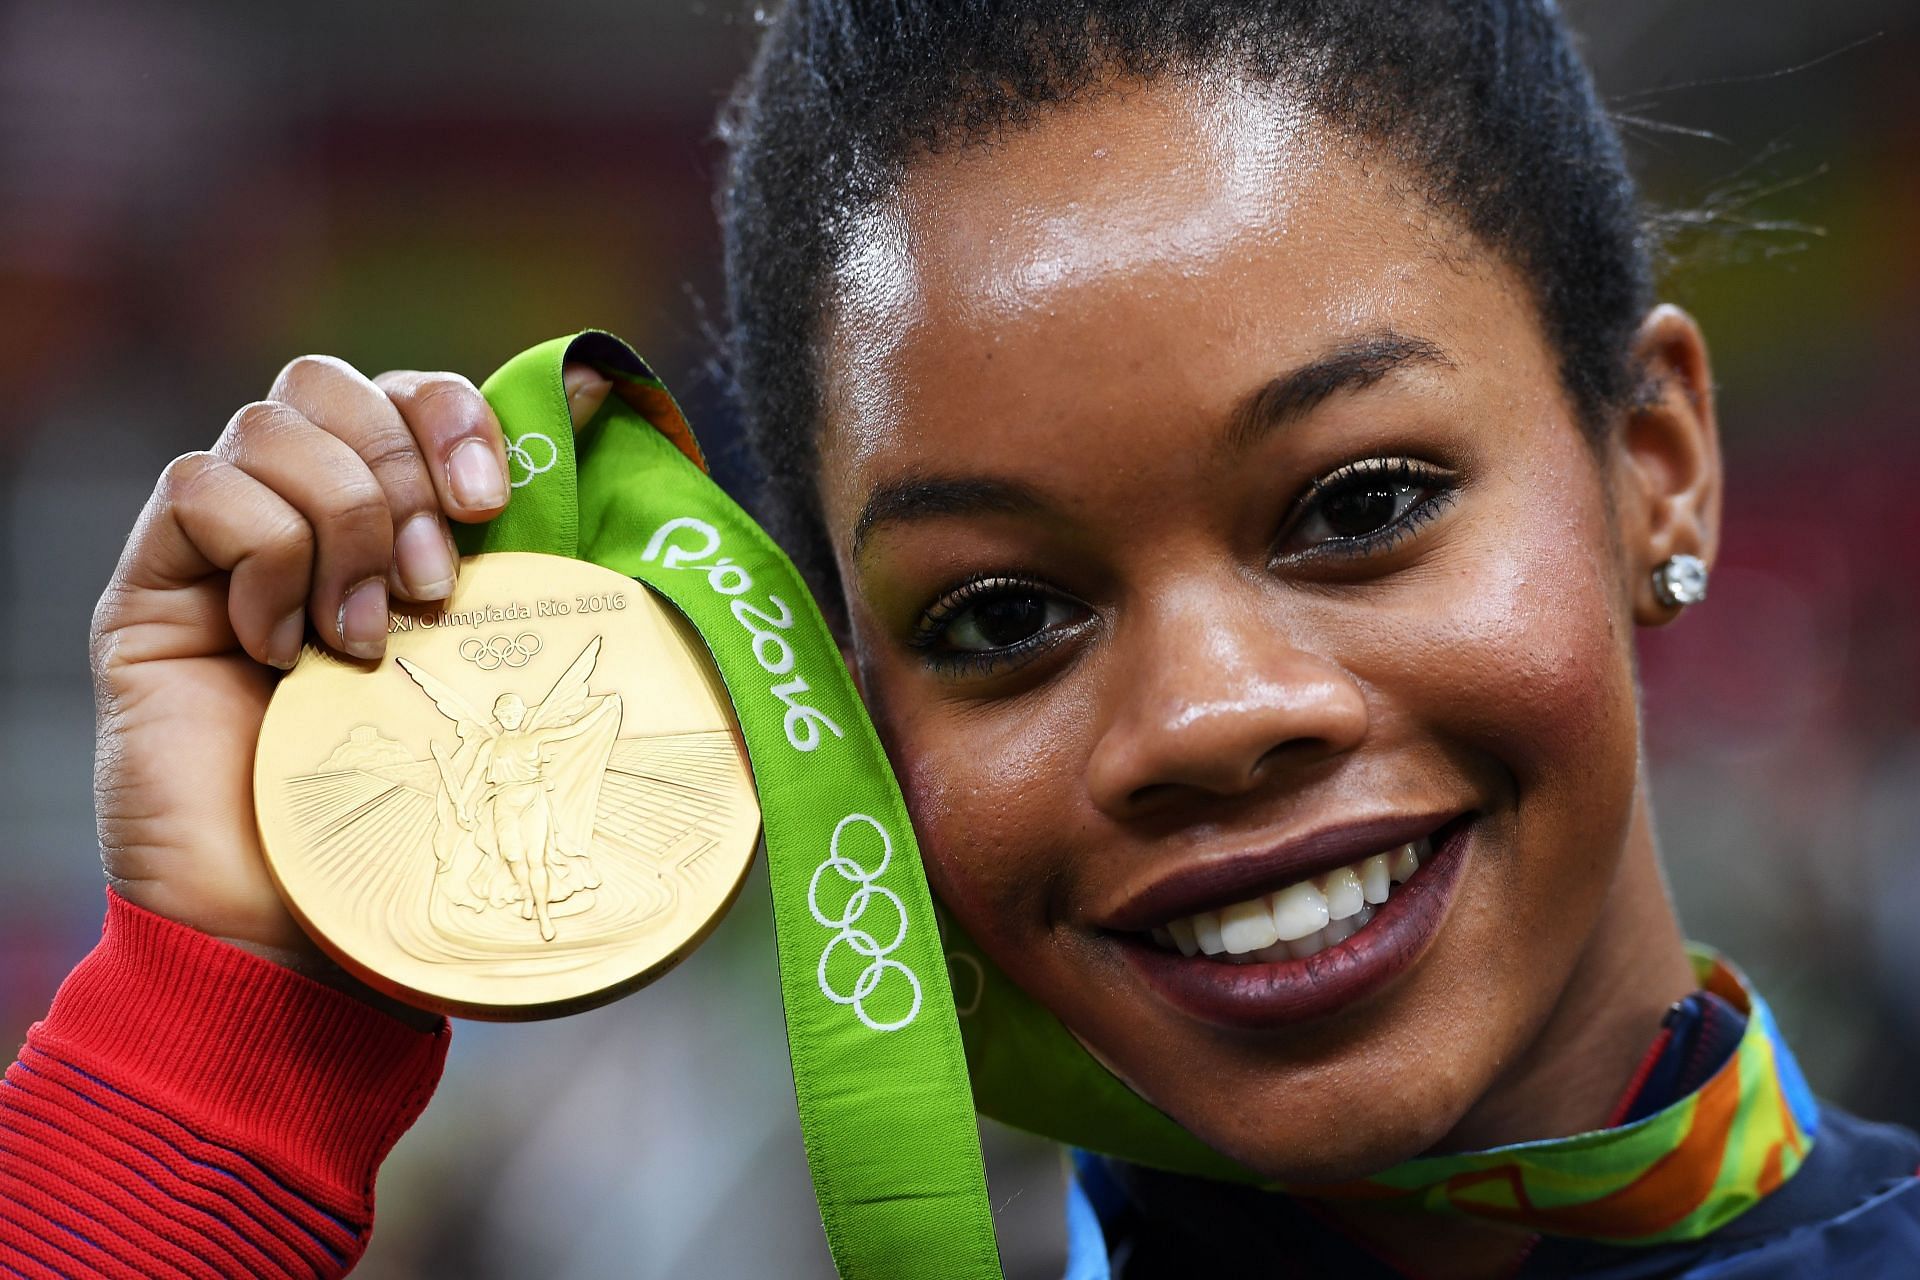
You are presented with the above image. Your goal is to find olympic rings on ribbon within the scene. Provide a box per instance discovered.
[506,431,558,488]
[459,632,544,670]
[808,813,922,1033]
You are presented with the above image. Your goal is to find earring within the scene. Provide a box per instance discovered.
[1651,554,1709,608]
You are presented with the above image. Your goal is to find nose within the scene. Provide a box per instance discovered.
[1084,585,1369,818]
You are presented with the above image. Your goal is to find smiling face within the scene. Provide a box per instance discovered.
[814,75,1704,1181]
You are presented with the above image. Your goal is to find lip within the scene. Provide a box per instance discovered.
[1098,809,1465,933]
[1115,815,1475,1031]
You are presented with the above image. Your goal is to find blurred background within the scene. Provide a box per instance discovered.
[2,1,1916,1275]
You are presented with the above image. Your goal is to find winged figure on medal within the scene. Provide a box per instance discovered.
[397,638,622,941]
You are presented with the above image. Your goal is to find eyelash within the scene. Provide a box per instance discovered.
[908,575,1082,677]
[906,456,1458,677]
[1277,456,1457,562]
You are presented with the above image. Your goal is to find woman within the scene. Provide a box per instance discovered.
[7,1,1916,1276]
[401,649,619,940]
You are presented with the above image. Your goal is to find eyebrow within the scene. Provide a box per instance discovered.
[848,327,1455,560]
[851,474,1046,560]
[1223,329,1455,454]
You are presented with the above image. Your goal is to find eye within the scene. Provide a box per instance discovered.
[945,591,1057,650]
[910,576,1086,674]
[1280,457,1455,559]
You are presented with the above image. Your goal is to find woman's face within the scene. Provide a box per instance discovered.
[816,78,1652,1180]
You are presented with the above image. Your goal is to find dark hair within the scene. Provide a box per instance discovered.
[718,0,1652,619]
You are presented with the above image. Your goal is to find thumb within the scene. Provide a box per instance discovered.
[562,362,614,432]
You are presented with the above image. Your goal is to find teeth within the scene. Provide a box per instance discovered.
[1191,910,1226,956]
[1269,881,1331,941]
[1286,928,1327,959]
[1318,866,1366,920]
[1389,841,1421,883]
[1219,898,1280,953]
[1359,854,1391,904]
[1148,834,1435,962]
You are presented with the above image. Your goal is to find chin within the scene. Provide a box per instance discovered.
[1197,1103,1469,1186]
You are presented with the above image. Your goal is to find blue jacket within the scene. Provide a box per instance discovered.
[1066,993,1920,1277]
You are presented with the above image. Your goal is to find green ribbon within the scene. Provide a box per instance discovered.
[468,332,1003,1279]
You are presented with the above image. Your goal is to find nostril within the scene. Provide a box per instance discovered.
[1116,737,1350,816]
[1124,779,1184,811]
[1249,735,1351,781]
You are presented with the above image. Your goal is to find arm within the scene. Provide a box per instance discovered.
[1,893,448,1279]
[457,739,497,823]
[532,693,622,749]
[21,356,614,1278]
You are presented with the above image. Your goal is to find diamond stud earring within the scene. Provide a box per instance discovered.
[1651,553,1709,608]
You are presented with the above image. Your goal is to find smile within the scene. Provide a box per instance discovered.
[1149,837,1430,964]
[1111,814,1476,1030]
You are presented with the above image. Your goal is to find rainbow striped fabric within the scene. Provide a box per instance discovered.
[1297,948,1820,1244]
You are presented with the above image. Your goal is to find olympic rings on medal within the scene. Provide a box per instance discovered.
[459,632,544,671]
[505,431,558,489]
[808,813,922,1033]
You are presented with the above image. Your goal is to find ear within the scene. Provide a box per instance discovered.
[1611,304,1723,626]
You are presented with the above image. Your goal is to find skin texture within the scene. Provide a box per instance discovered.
[816,77,1720,1272]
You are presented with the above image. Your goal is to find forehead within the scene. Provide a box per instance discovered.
[818,74,1516,530]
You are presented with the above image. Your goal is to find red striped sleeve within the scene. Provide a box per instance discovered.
[0,891,449,1278]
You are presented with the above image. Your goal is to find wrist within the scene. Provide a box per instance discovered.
[30,888,450,1203]
[221,933,444,1033]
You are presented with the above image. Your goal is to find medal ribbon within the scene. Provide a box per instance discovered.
[1281,948,1820,1244]
[464,332,1002,1279]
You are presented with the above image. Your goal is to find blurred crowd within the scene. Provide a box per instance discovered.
[2,2,1915,1276]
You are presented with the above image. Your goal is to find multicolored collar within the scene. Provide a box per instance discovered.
[1289,947,1821,1244]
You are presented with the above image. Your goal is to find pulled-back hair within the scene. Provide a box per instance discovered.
[717,0,1652,616]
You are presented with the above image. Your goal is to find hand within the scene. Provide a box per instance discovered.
[91,355,612,993]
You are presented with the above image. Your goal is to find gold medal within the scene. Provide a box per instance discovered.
[253,552,761,1019]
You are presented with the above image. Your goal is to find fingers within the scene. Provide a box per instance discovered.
[112,452,316,669]
[108,353,610,676]
[563,363,613,431]
[372,369,511,520]
[212,400,395,660]
[371,362,606,519]
[273,356,461,604]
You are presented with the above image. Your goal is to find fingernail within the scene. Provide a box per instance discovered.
[339,579,388,659]
[442,524,462,590]
[395,514,456,600]
[267,611,306,670]
[448,438,507,509]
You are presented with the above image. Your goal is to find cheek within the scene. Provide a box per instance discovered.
[1483,514,1634,800]
[1429,548,1629,769]
[873,688,1092,953]
[1357,460,1640,874]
